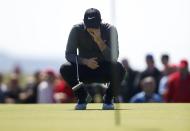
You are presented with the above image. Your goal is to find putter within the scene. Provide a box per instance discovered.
[72,56,84,91]
[111,63,121,125]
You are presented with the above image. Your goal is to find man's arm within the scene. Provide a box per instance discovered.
[65,26,78,63]
[105,26,119,62]
[87,26,119,62]
[65,26,87,64]
[65,26,99,69]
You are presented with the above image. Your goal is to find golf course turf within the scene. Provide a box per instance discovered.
[0,103,189,131]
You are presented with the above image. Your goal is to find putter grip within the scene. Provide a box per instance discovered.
[72,82,83,91]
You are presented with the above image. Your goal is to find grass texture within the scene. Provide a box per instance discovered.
[0,103,189,131]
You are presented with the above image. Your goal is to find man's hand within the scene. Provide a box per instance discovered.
[87,28,107,51]
[82,57,99,70]
[87,28,101,43]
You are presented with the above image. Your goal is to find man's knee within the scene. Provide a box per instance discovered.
[59,63,74,78]
[59,63,77,86]
[59,64,66,77]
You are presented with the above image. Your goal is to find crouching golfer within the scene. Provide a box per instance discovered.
[60,8,125,110]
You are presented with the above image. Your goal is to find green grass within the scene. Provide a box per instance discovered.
[0,104,190,131]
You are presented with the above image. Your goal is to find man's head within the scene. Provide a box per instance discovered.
[121,58,130,70]
[84,8,101,29]
[44,69,57,83]
[141,77,156,96]
[9,73,19,88]
[179,59,189,75]
[145,54,155,69]
[161,54,169,66]
[34,71,41,83]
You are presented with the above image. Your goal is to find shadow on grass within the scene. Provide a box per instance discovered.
[87,108,131,111]
[66,108,132,111]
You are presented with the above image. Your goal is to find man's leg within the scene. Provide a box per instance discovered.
[78,61,125,104]
[59,63,88,104]
[60,61,125,109]
[103,62,125,104]
[80,61,125,109]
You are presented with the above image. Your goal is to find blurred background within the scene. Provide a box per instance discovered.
[0,0,189,104]
[0,0,189,73]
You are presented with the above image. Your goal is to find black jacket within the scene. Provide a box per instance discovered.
[65,23,119,64]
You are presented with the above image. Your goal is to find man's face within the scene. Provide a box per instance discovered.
[122,59,129,69]
[143,81,155,96]
[146,59,154,68]
[87,28,100,33]
[161,57,169,65]
[86,28,101,38]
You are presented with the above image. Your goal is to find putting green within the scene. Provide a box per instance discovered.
[0,104,189,131]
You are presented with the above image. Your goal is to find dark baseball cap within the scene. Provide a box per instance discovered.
[83,8,101,28]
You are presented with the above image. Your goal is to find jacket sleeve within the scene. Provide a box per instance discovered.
[65,26,79,64]
[102,26,119,62]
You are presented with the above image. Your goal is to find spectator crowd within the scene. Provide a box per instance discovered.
[0,53,190,104]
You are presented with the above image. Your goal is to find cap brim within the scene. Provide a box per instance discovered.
[84,18,100,28]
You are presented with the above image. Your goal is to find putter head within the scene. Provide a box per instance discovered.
[72,82,84,91]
